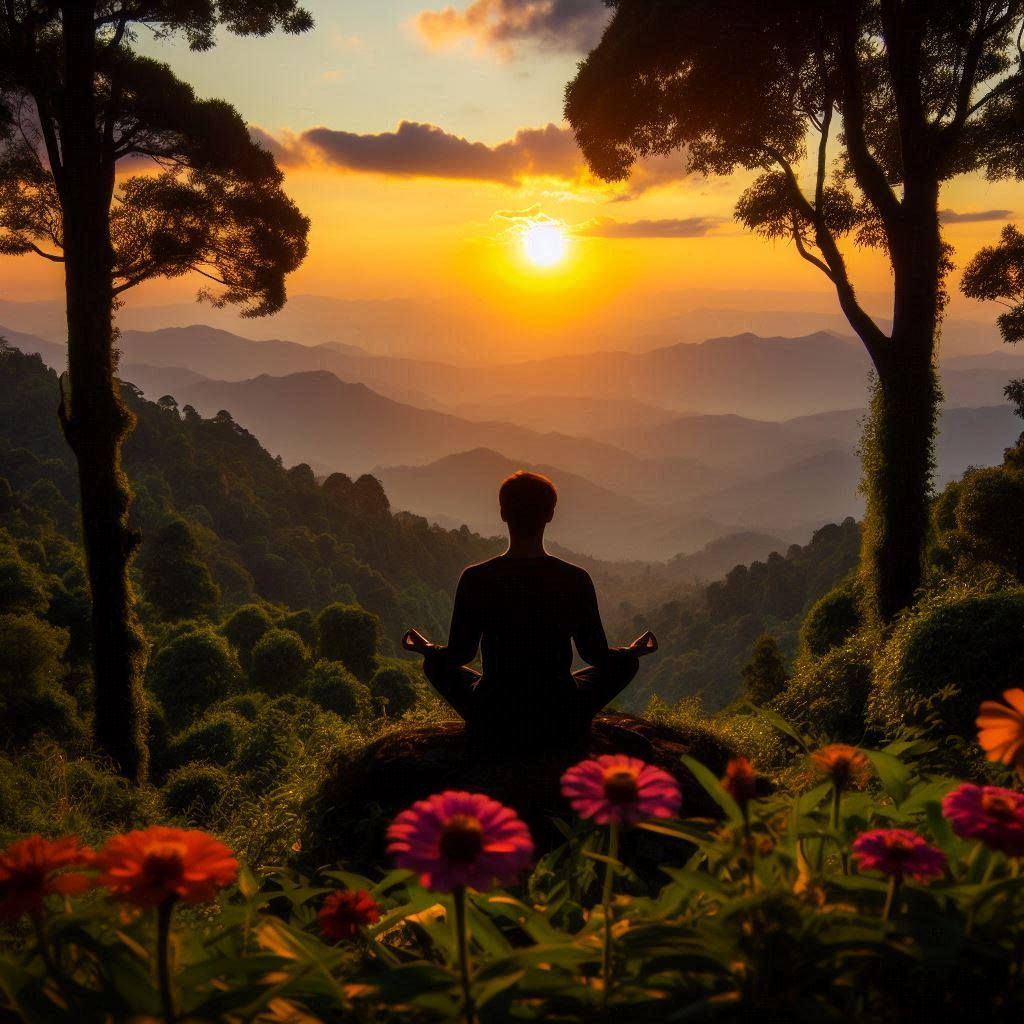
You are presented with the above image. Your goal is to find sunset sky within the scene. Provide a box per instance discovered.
[1,0,1020,359]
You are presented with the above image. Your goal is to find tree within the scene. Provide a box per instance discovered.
[317,602,380,681]
[0,2,312,780]
[139,519,219,622]
[221,603,275,672]
[740,634,789,705]
[249,627,310,696]
[565,1,1024,623]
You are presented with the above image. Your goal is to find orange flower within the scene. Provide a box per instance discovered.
[810,744,871,791]
[0,835,94,922]
[977,689,1024,767]
[721,757,758,806]
[96,827,238,908]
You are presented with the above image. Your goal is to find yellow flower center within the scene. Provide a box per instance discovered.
[603,768,639,805]
[440,815,483,865]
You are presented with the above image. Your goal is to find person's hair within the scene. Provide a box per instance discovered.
[499,471,557,533]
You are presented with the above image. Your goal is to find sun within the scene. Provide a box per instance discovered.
[521,222,568,268]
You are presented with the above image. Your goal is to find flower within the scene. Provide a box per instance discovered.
[977,689,1024,768]
[0,835,93,922]
[318,890,381,942]
[810,744,871,791]
[721,757,758,806]
[387,791,534,892]
[851,829,945,882]
[942,783,1024,857]
[96,826,238,907]
[560,754,682,828]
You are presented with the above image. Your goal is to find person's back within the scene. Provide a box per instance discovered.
[403,471,657,756]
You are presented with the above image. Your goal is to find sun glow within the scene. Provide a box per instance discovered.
[521,221,568,268]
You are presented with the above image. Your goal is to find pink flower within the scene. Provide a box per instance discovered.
[942,783,1024,857]
[851,829,945,882]
[386,791,534,893]
[560,754,682,827]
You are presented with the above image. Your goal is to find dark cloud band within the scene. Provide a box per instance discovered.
[577,216,720,238]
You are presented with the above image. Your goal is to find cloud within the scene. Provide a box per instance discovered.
[249,120,695,195]
[576,216,721,238]
[939,208,1012,223]
[414,0,608,56]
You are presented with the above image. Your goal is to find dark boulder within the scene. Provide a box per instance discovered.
[301,711,736,875]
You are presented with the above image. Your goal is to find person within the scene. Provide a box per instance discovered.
[402,471,658,756]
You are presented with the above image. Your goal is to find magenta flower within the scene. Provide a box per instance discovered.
[561,754,682,828]
[386,791,534,892]
[852,828,945,882]
[942,783,1024,857]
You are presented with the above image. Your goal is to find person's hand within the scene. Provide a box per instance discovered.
[629,630,658,657]
[402,628,434,654]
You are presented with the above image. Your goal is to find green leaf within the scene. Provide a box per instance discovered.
[745,702,810,751]
[863,749,911,806]
[681,755,743,823]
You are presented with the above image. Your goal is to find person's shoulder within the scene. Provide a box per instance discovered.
[546,555,594,584]
[460,556,504,579]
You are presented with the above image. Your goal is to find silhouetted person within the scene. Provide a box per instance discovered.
[403,471,657,757]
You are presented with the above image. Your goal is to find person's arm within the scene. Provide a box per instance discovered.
[573,573,614,666]
[439,569,481,666]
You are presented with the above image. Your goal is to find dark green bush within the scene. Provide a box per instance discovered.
[214,693,265,721]
[317,602,379,681]
[370,666,425,718]
[146,627,241,729]
[249,628,310,696]
[800,577,862,657]
[63,760,143,828]
[307,659,373,719]
[740,634,788,704]
[220,603,275,671]
[162,763,231,823]
[775,631,879,743]
[869,587,1024,737]
[230,717,297,794]
[166,711,251,770]
[281,608,318,648]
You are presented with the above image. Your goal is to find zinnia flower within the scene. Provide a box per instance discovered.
[560,754,682,827]
[851,828,945,882]
[96,826,238,907]
[977,689,1024,768]
[942,783,1024,857]
[722,757,758,806]
[387,791,534,892]
[0,835,93,922]
[318,889,381,942]
[810,744,871,791]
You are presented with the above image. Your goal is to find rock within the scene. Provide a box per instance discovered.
[301,711,737,874]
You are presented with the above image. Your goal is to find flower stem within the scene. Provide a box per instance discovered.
[30,914,60,983]
[601,822,620,1007]
[453,886,475,1024]
[881,875,899,924]
[831,783,849,875]
[157,899,177,1024]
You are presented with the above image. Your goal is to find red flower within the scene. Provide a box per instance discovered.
[977,689,1024,768]
[851,828,945,882]
[387,791,534,893]
[561,754,682,828]
[318,889,381,942]
[0,835,93,922]
[942,783,1024,857]
[810,744,871,791]
[722,757,758,806]
[96,826,238,907]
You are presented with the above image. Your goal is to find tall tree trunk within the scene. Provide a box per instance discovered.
[57,3,147,781]
[860,188,943,623]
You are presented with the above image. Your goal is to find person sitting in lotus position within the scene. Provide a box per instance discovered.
[403,471,657,755]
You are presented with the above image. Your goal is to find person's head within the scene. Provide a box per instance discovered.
[499,471,557,536]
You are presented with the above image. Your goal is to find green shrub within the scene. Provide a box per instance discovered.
[800,577,863,657]
[230,716,298,794]
[281,608,318,648]
[221,603,275,670]
[214,693,265,721]
[162,763,231,823]
[370,666,425,717]
[307,659,373,719]
[740,634,788,704]
[249,628,310,695]
[166,711,251,770]
[869,587,1024,737]
[146,627,241,729]
[317,602,379,681]
[776,632,879,743]
[63,759,143,829]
